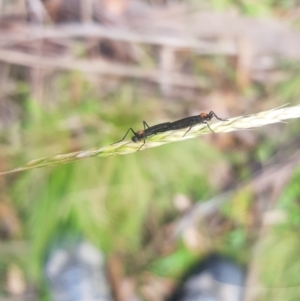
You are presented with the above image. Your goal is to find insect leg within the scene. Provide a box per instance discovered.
[183,125,193,137]
[143,121,151,129]
[210,111,228,121]
[112,127,137,144]
[205,122,215,133]
[137,139,146,151]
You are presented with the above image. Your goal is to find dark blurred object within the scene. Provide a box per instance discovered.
[45,236,112,301]
[26,0,139,62]
[168,254,245,301]
[41,0,129,24]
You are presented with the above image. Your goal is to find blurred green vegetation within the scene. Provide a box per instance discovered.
[1,67,297,298]
[253,170,300,300]
[4,73,227,288]
[2,1,300,300]
[1,58,300,301]
[207,0,299,16]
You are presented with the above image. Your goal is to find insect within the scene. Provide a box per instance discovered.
[113,111,227,151]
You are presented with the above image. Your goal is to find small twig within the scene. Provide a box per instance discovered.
[0,49,206,89]
[172,147,300,239]
[0,24,217,52]
[0,105,299,175]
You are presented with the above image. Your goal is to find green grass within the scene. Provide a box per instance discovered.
[2,60,299,299]
[2,1,300,296]
[7,76,228,288]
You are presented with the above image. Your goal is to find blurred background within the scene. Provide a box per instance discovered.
[1,0,300,300]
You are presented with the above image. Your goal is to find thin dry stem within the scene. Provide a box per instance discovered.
[0,105,299,175]
[0,49,205,89]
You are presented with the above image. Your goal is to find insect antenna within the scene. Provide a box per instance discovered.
[112,128,137,145]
